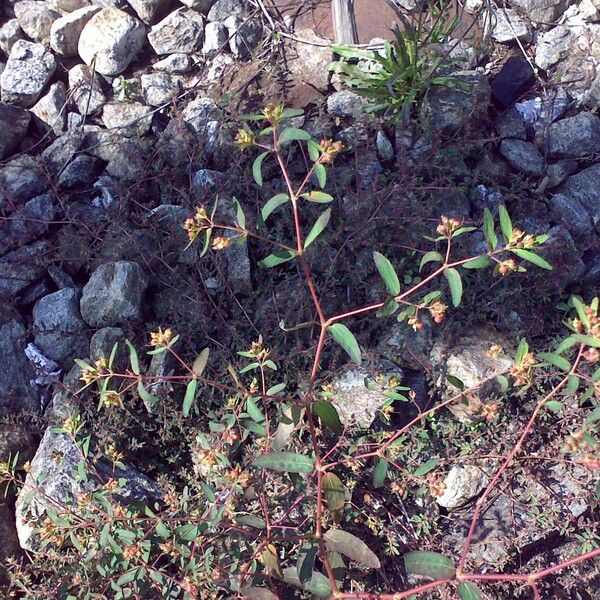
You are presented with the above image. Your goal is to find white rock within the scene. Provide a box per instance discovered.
[206,51,233,80]
[224,15,262,58]
[437,464,490,509]
[580,0,600,21]
[148,8,204,55]
[78,7,146,76]
[50,6,100,57]
[179,0,214,12]
[14,1,60,43]
[0,40,56,108]
[202,20,227,55]
[535,25,576,70]
[31,81,67,135]
[0,19,25,55]
[68,63,107,115]
[182,95,220,133]
[153,52,193,72]
[207,0,245,21]
[141,72,181,106]
[48,0,91,11]
[485,8,532,43]
[101,101,152,134]
[330,367,402,428]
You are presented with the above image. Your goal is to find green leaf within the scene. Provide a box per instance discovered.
[572,296,590,328]
[125,340,140,375]
[314,163,327,188]
[323,529,381,569]
[329,323,362,365]
[297,544,318,585]
[232,196,246,229]
[566,375,580,394]
[279,127,311,143]
[175,523,203,541]
[314,400,343,434]
[496,374,509,392]
[258,250,296,268]
[419,251,443,272]
[482,208,497,251]
[267,382,286,396]
[137,381,159,408]
[373,458,388,488]
[253,151,269,186]
[462,256,492,269]
[240,587,279,600]
[512,248,552,270]
[108,342,119,369]
[236,514,266,529]
[457,581,483,600]
[155,521,170,538]
[301,190,333,203]
[307,139,321,161]
[282,567,331,598]
[261,193,289,223]
[447,375,464,390]
[304,208,331,249]
[192,348,210,377]
[515,338,529,365]
[537,352,571,372]
[498,205,513,241]
[373,251,401,295]
[376,298,399,317]
[246,398,264,423]
[183,379,197,417]
[322,472,346,524]
[444,268,462,307]
[252,452,315,473]
[413,458,440,477]
[587,406,600,423]
[546,400,564,413]
[282,108,305,119]
[403,551,455,580]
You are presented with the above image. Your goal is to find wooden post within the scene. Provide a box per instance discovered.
[332,0,358,44]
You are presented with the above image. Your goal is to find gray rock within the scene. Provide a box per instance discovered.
[101,101,152,135]
[89,326,125,361]
[548,193,595,247]
[50,5,100,57]
[180,0,214,11]
[437,464,490,510]
[41,130,84,174]
[68,63,106,115]
[547,112,600,158]
[47,266,76,289]
[421,71,490,134]
[207,0,245,21]
[535,25,574,70]
[0,242,49,298]
[80,261,148,326]
[0,19,24,55]
[0,319,38,414]
[78,8,145,76]
[376,130,394,161]
[0,155,47,204]
[0,40,56,107]
[430,328,514,423]
[33,289,89,364]
[202,20,227,55]
[499,139,545,176]
[148,8,204,55]
[15,428,163,550]
[510,0,571,22]
[14,1,60,43]
[544,159,578,188]
[559,162,600,221]
[153,52,192,72]
[223,228,252,293]
[30,81,66,135]
[182,95,219,130]
[486,8,532,43]
[126,0,172,24]
[535,225,586,288]
[6,194,54,246]
[327,89,366,118]
[58,154,102,188]
[141,72,181,106]
[329,365,403,428]
[49,0,91,10]
[0,103,30,160]
[377,314,434,370]
[224,15,262,58]
[496,106,527,140]
[580,0,600,20]
[85,130,146,181]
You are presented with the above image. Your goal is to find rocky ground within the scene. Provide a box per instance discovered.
[2,0,600,596]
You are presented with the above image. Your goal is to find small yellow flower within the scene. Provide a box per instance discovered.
[150,327,173,347]
[102,390,122,408]
[436,215,463,237]
[211,236,231,250]
[262,103,285,124]
[428,300,448,324]
[498,258,517,276]
[320,139,344,163]
[486,344,503,358]
[234,129,255,149]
